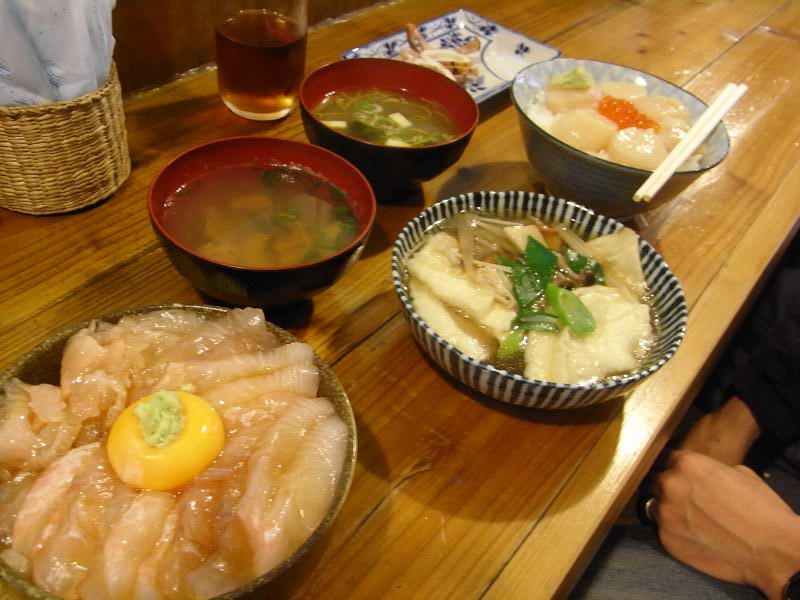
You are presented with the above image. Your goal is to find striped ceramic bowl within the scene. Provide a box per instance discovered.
[391,191,687,409]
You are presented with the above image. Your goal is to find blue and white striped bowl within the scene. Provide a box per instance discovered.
[511,58,730,219]
[391,191,687,409]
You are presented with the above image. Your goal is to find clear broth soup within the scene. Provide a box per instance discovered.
[311,87,458,147]
[162,163,358,268]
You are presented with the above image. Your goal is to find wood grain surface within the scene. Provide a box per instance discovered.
[2,1,799,599]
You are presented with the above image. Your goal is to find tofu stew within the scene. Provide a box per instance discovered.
[404,210,658,385]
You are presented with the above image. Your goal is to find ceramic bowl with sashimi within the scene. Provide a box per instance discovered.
[511,58,730,218]
[0,304,356,599]
[391,191,687,409]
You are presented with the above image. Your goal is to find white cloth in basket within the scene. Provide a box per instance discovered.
[0,0,115,106]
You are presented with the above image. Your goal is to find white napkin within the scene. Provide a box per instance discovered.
[0,0,116,106]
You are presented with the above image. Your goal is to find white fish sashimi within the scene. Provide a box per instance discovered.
[185,562,251,600]
[155,342,314,392]
[102,491,176,599]
[65,372,128,422]
[274,414,348,540]
[0,472,36,547]
[155,534,205,600]
[177,484,220,550]
[134,508,179,600]
[33,414,85,470]
[11,442,101,558]
[30,453,119,598]
[195,418,278,484]
[77,478,139,598]
[60,331,107,392]
[0,381,41,470]
[178,418,283,595]
[217,391,298,433]
[203,364,320,409]
[106,308,276,366]
[236,397,334,576]
[26,384,65,423]
[0,548,28,576]
[182,426,267,598]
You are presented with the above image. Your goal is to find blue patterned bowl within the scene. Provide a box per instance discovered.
[511,58,730,218]
[391,191,688,409]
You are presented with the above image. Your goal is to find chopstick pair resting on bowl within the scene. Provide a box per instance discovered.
[634,82,748,202]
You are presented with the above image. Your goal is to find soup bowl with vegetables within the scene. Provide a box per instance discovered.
[511,58,730,218]
[392,191,687,409]
[300,58,479,201]
[149,136,376,307]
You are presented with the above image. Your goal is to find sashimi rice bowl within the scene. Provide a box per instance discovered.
[392,191,687,409]
[0,305,356,599]
[511,58,730,218]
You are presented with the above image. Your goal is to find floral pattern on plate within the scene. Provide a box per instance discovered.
[343,9,560,103]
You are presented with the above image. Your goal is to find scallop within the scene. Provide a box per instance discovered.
[607,127,668,170]
[600,81,647,101]
[658,116,691,150]
[544,86,602,114]
[550,109,618,153]
[633,94,689,123]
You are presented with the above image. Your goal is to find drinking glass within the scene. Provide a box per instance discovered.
[214,0,307,120]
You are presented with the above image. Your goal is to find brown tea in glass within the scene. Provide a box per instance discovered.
[215,8,307,120]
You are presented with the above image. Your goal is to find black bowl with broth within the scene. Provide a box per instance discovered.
[300,58,479,201]
[148,137,376,307]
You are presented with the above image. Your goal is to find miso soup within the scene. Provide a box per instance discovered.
[311,87,458,147]
[162,163,358,268]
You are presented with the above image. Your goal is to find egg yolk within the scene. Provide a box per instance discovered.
[106,390,225,490]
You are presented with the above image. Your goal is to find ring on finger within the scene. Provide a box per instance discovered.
[644,496,657,523]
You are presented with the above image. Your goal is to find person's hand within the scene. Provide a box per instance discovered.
[677,396,761,465]
[651,450,800,599]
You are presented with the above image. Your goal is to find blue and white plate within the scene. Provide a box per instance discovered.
[343,9,561,103]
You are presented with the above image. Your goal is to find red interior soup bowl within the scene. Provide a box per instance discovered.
[148,136,376,307]
[300,58,479,200]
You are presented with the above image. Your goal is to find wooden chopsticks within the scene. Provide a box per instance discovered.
[633,82,748,203]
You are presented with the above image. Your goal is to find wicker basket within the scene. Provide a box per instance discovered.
[0,63,130,215]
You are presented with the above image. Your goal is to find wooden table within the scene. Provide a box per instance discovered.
[2,1,800,598]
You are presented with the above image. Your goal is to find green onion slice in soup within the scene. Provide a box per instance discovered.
[545,283,596,336]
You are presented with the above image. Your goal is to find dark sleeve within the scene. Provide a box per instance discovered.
[728,264,800,445]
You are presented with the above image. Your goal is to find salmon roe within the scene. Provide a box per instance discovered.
[597,96,660,131]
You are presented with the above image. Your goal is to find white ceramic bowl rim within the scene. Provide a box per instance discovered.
[510,58,731,177]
